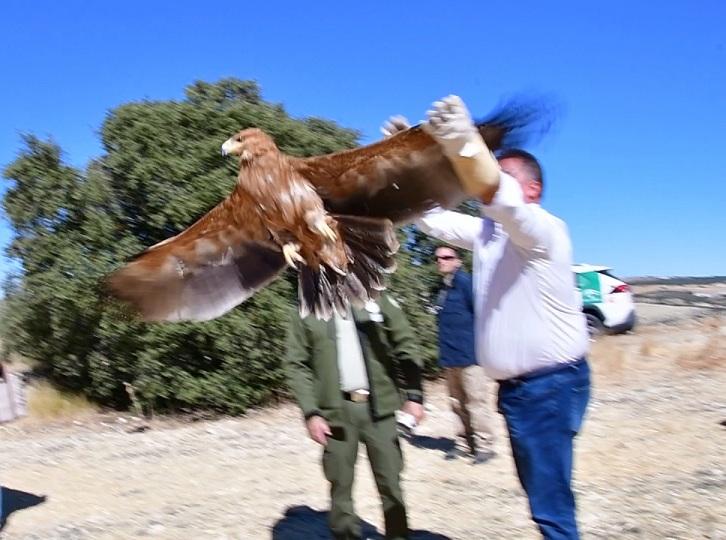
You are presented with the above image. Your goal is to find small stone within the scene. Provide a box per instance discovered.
[147,523,165,535]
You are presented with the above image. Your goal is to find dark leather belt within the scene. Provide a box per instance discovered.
[342,389,370,402]
[498,358,586,385]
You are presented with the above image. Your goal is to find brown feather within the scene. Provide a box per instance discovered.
[291,128,464,224]
[106,190,285,321]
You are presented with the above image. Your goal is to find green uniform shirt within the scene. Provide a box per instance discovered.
[284,294,424,423]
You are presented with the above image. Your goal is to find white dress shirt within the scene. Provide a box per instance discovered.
[418,172,588,380]
[334,312,370,392]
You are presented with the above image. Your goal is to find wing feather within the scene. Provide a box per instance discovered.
[107,193,285,322]
[292,127,464,224]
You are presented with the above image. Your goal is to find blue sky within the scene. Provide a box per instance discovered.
[1,0,724,279]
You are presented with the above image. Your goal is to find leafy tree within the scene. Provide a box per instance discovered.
[2,137,110,390]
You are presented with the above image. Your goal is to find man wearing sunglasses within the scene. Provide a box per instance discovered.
[433,246,495,464]
[382,96,590,540]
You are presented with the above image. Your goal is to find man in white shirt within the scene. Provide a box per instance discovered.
[383,97,591,540]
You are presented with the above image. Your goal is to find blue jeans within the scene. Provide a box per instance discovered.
[497,360,591,540]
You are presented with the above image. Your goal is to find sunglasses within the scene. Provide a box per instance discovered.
[435,255,457,261]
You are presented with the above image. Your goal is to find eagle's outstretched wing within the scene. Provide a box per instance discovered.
[292,99,550,223]
[106,191,285,322]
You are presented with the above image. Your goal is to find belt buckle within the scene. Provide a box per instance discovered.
[349,390,369,403]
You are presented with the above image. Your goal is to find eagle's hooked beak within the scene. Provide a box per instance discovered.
[221,137,240,157]
[221,136,253,161]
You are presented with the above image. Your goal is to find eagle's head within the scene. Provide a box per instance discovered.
[221,128,277,161]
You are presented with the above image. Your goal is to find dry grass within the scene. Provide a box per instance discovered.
[25,381,98,421]
[589,315,726,381]
[677,332,726,370]
[588,335,634,381]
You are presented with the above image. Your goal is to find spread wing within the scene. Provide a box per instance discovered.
[291,99,551,224]
[292,127,462,224]
[106,191,285,322]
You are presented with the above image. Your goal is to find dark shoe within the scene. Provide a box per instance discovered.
[471,449,495,465]
[444,446,464,460]
[465,434,494,464]
[465,433,478,455]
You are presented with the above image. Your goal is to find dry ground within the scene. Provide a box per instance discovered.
[1,303,724,539]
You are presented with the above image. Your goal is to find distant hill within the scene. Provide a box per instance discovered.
[627,276,726,286]
[628,276,726,310]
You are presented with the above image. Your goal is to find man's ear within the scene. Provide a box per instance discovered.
[526,180,542,202]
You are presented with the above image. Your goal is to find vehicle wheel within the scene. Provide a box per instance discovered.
[585,312,606,338]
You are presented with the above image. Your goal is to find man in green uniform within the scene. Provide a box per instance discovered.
[285,294,425,540]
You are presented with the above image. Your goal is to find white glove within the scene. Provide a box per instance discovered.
[422,95,481,157]
[380,115,411,138]
[423,95,501,201]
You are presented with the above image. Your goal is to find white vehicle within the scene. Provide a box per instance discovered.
[573,264,636,336]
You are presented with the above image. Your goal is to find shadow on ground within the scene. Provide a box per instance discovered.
[1,486,47,531]
[404,434,456,455]
[271,505,452,539]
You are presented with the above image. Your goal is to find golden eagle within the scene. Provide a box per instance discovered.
[107,100,547,320]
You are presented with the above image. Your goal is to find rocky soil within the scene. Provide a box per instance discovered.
[1,302,724,539]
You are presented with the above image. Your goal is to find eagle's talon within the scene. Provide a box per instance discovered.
[282,243,305,268]
[317,222,337,242]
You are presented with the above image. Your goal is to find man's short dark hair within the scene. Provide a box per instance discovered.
[497,148,544,188]
[435,244,460,258]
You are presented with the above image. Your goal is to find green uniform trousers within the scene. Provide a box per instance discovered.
[322,400,408,540]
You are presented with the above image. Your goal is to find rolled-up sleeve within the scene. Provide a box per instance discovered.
[416,208,483,251]
[483,172,554,253]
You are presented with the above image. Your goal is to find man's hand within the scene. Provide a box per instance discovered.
[423,95,501,202]
[306,415,332,446]
[380,115,411,138]
[402,400,425,424]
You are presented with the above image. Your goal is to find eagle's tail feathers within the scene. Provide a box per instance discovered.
[297,215,399,320]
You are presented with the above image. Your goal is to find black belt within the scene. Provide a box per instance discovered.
[498,358,586,386]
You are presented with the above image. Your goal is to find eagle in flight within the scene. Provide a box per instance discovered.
[107,100,546,320]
